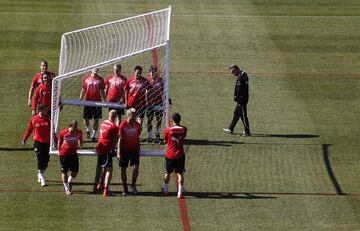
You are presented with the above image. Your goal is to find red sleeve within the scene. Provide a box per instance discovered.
[32,88,40,110]
[81,76,87,89]
[58,130,64,148]
[124,78,130,91]
[118,122,125,137]
[31,74,40,88]
[112,125,119,139]
[23,117,34,141]
[78,130,83,143]
[105,77,110,89]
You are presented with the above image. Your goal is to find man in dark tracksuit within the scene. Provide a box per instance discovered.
[223,64,251,136]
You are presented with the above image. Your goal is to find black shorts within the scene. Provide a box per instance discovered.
[98,153,113,168]
[34,141,50,170]
[109,107,125,116]
[165,155,185,174]
[60,155,79,173]
[83,106,102,119]
[119,151,140,168]
[146,105,163,118]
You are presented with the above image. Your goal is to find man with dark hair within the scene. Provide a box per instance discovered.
[58,120,83,195]
[223,64,251,136]
[124,65,147,125]
[22,104,51,186]
[146,65,164,143]
[161,112,187,199]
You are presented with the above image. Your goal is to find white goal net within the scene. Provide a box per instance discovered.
[50,7,172,156]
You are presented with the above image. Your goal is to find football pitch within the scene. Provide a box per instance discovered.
[0,0,359,230]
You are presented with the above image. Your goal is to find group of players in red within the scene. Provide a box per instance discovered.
[21,61,187,198]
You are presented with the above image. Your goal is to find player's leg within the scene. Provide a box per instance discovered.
[175,155,186,198]
[60,156,72,195]
[96,155,106,191]
[68,155,79,193]
[103,153,113,196]
[239,103,250,136]
[35,141,49,186]
[92,119,99,141]
[162,157,173,195]
[91,107,102,141]
[103,166,113,196]
[121,167,128,195]
[83,107,91,138]
[130,152,140,194]
[155,110,163,142]
[119,153,129,195]
[177,173,185,198]
[146,109,154,142]
[228,104,242,134]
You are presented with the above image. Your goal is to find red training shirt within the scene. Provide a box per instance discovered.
[58,128,83,156]
[32,83,51,112]
[31,71,56,89]
[23,114,51,143]
[124,76,147,109]
[105,74,127,103]
[164,125,187,159]
[96,119,118,155]
[81,75,105,101]
[118,120,142,153]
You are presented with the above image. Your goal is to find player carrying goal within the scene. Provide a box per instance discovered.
[146,65,164,143]
[105,64,127,125]
[79,68,105,141]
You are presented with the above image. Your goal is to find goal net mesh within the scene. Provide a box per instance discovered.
[50,7,171,156]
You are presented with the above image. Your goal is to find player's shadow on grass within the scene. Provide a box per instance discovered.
[0,147,34,152]
[129,191,276,199]
[251,134,319,139]
[185,139,244,146]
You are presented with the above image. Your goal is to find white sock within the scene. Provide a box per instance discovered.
[39,173,45,181]
[91,130,96,138]
[64,183,69,190]
[86,127,90,132]
[178,184,183,196]
[68,176,73,183]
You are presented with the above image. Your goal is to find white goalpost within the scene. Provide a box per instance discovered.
[50,6,172,156]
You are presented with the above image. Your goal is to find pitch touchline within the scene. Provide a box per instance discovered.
[1,11,360,19]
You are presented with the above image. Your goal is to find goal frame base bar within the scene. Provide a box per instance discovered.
[49,149,165,156]
[62,99,126,108]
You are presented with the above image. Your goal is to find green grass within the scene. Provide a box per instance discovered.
[0,0,359,230]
